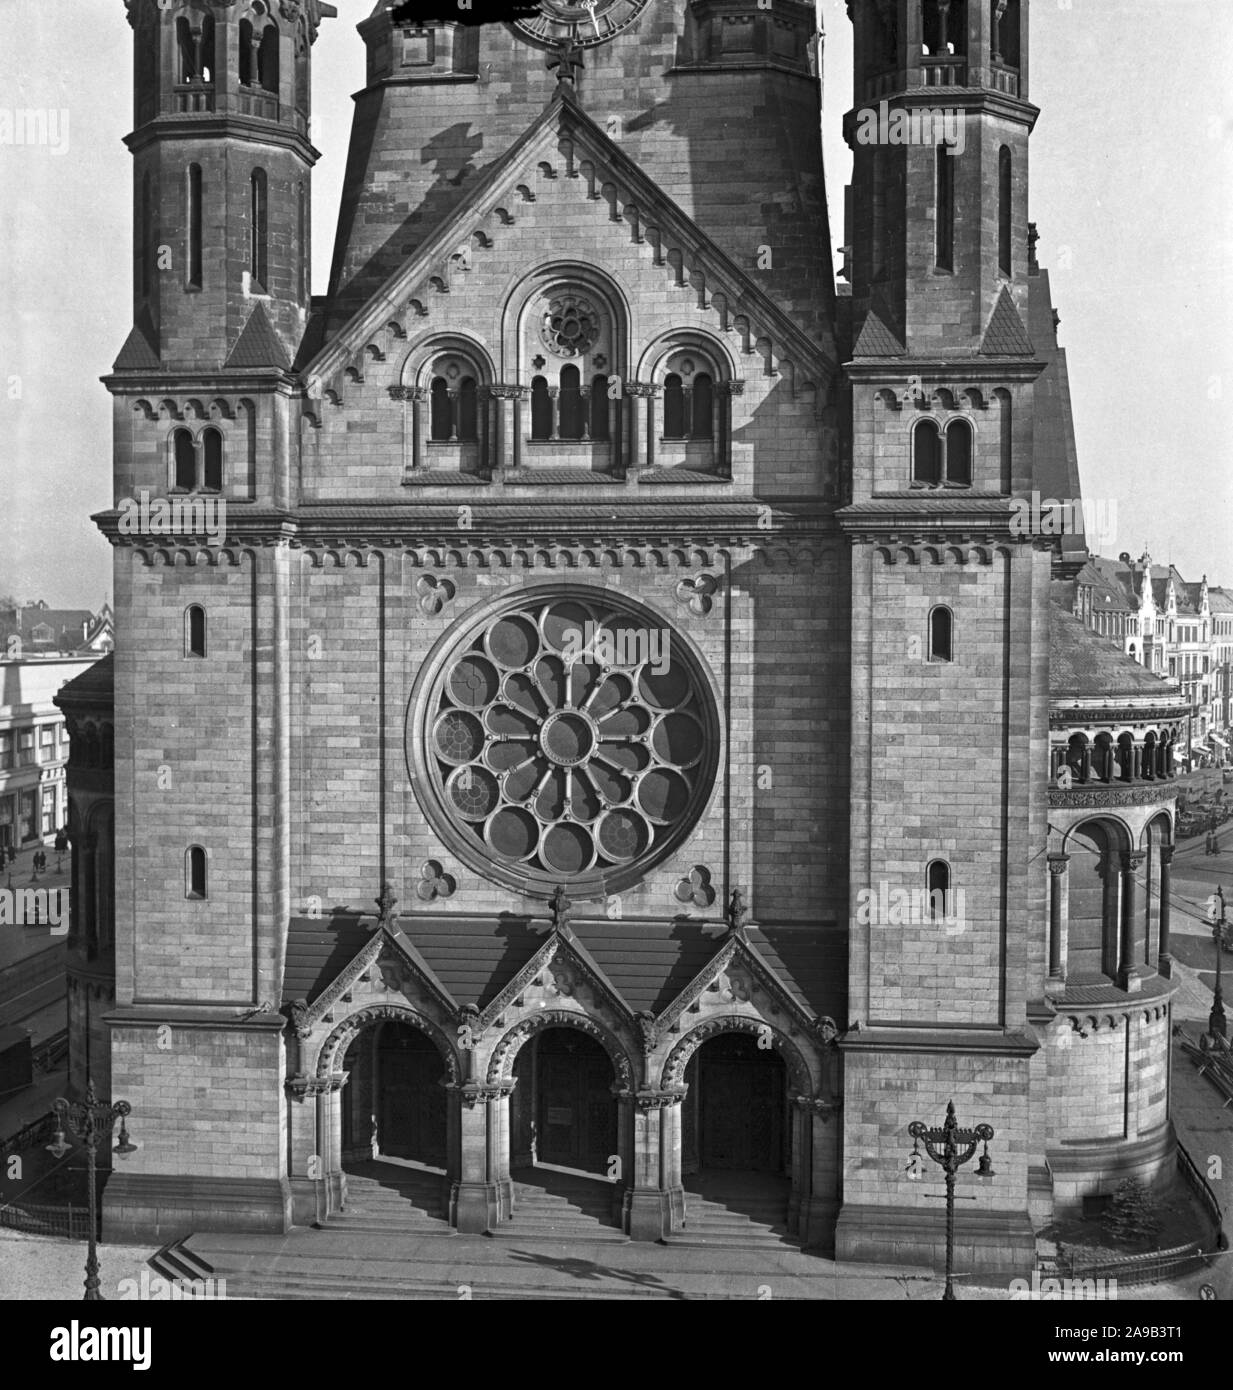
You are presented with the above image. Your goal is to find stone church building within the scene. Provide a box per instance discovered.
[66,0,1185,1276]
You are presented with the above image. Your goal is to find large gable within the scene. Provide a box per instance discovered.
[303,88,835,406]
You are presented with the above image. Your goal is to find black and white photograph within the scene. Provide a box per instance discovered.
[1,0,1230,1353]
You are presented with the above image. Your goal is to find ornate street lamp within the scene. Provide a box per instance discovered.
[1211,885,1227,1041]
[46,1078,135,1301]
[908,1099,995,1301]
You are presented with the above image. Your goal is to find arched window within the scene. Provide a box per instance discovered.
[590,374,609,440]
[457,377,478,442]
[998,146,1013,277]
[202,428,223,491]
[250,169,268,290]
[530,376,552,440]
[185,605,206,659]
[1067,823,1118,979]
[993,0,1021,65]
[663,373,686,438]
[913,420,941,484]
[935,144,955,270]
[946,418,973,485]
[926,860,950,921]
[928,606,953,662]
[1142,731,1157,781]
[430,378,452,441]
[692,373,715,439]
[1092,732,1115,783]
[923,0,966,54]
[173,429,196,490]
[187,164,203,289]
[1065,733,1090,783]
[995,389,1013,491]
[1117,732,1135,782]
[239,20,254,85]
[176,16,196,81]
[558,365,583,439]
[258,25,280,94]
[201,14,216,82]
[186,845,207,900]
[297,182,307,302]
[141,172,152,300]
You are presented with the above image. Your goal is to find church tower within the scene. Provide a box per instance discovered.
[122,0,325,369]
[835,0,1052,1272]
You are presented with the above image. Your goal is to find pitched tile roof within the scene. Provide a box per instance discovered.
[224,303,291,369]
[282,914,847,1021]
[1050,605,1182,701]
[979,285,1035,356]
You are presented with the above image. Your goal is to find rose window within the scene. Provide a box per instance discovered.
[415,593,718,896]
[539,294,601,358]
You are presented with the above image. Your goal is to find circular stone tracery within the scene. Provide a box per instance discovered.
[415,592,718,897]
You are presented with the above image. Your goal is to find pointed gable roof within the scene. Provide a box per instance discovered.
[112,308,160,371]
[852,291,905,357]
[980,285,1034,356]
[225,303,291,370]
[305,85,833,389]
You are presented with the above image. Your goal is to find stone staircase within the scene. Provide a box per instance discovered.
[668,1173,797,1250]
[496,1166,627,1243]
[326,1160,452,1234]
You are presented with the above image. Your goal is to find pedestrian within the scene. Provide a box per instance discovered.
[1206,830,1215,856]
[1214,833,1221,857]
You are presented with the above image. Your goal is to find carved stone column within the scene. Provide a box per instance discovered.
[717,379,744,478]
[285,1070,347,1226]
[1118,851,1146,991]
[625,382,658,475]
[389,385,425,473]
[488,385,526,474]
[624,1090,681,1241]
[792,1094,842,1248]
[1158,844,1174,977]
[450,1081,507,1233]
[1047,853,1069,982]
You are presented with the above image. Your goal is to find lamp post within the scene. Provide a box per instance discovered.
[46,1078,135,1300]
[908,1099,995,1301]
[1210,885,1227,1041]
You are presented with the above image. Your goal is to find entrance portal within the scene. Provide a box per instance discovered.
[512,1027,617,1176]
[341,1020,447,1169]
[685,1032,788,1172]
[677,1032,792,1239]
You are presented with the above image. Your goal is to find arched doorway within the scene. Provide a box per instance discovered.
[681,1033,792,1238]
[506,1026,622,1236]
[339,1020,450,1225]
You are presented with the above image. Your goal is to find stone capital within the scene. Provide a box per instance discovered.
[388,385,426,403]
[624,381,660,399]
[488,384,530,401]
[632,1089,685,1110]
[717,379,746,397]
[794,1094,842,1121]
[1047,853,1070,876]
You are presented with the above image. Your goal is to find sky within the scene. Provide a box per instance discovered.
[0,0,1230,608]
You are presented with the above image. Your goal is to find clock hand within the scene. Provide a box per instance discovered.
[583,0,600,37]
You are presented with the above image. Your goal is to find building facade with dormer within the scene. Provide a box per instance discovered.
[86,0,1184,1277]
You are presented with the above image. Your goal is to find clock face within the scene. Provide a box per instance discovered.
[513,0,650,49]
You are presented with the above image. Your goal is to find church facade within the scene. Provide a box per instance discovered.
[81,0,1182,1277]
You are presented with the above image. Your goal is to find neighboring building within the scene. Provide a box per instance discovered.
[53,654,116,1100]
[82,0,1182,1281]
[0,656,99,856]
[1209,587,1233,753]
[0,601,114,659]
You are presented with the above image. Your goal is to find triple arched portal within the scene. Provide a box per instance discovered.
[292,995,839,1245]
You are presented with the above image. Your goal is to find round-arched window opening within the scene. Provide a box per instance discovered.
[410,589,720,898]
